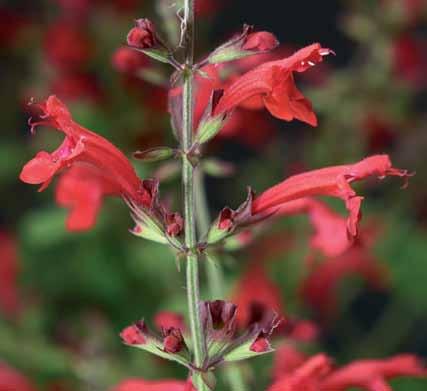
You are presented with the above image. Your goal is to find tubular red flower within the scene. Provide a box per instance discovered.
[111,379,193,391]
[214,43,334,125]
[252,155,411,237]
[20,95,151,205]
[320,354,427,391]
[273,345,308,380]
[268,354,332,391]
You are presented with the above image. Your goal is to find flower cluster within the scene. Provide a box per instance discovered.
[16,1,423,390]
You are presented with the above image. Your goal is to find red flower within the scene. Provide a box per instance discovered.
[19,96,150,230]
[44,21,92,71]
[0,232,21,317]
[214,43,334,125]
[252,155,410,237]
[0,363,38,391]
[270,353,427,391]
[321,354,427,390]
[273,345,308,380]
[111,379,194,391]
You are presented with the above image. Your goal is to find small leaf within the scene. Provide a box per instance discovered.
[209,48,254,64]
[134,146,176,163]
[195,90,228,145]
[196,115,227,144]
[141,48,172,64]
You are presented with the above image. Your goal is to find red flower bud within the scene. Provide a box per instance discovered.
[127,19,157,49]
[218,208,234,230]
[250,337,270,353]
[163,328,185,353]
[120,321,147,345]
[243,32,279,51]
[165,212,184,237]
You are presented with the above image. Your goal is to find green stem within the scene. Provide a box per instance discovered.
[181,1,207,389]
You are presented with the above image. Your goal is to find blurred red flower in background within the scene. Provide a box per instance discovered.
[0,7,28,49]
[0,363,37,391]
[232,263,284,328]
[50,73,103,103]
[301,245,389,320]
[321,354,427,390]
[269,352,427,391]
[111,378,194,391]
[0,232,21,318]
[44,21,92,71]
[393,34,427,88]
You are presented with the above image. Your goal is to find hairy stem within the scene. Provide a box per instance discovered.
[181,0,207,389]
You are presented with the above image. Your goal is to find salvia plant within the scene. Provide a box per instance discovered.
[15,0,427,390]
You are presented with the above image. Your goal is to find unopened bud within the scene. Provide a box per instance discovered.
[127,19,157,49]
